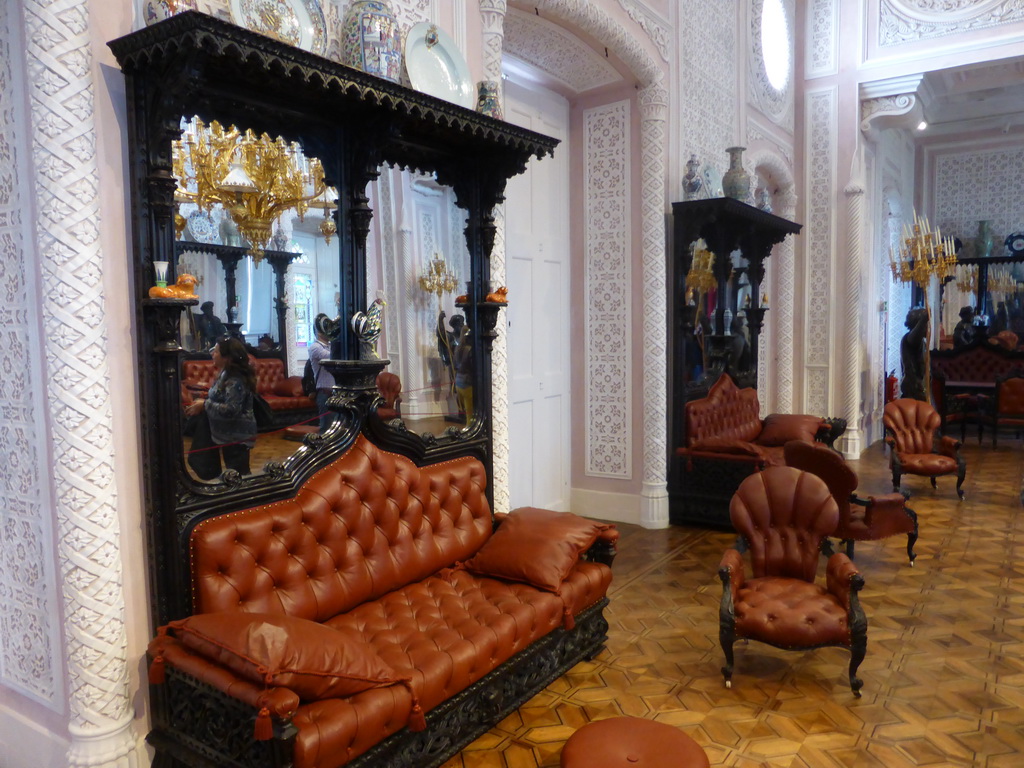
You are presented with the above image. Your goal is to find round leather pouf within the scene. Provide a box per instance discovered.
[560,717,710,767]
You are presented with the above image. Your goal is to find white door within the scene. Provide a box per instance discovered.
[504,79,571,511]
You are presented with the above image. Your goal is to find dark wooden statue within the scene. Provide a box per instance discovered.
[900,308,928,401]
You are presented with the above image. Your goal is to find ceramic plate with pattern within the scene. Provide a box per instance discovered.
[186,210,218,244]
[229,0,326,56]
[405,22,474,109]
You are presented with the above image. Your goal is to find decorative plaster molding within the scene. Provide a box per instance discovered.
[861,94,919,133]
[803,87,838,414]
[504,8,621,94]
[490,204,511,514]
[638,83,668,528]
[879,0,1024,46]
[806,0,838,78]
[617,0,670,61]
[0,0,63,710]
[22,0,138,765]
[583,100,632,480]
[842,166,866,456]
[479,0,507,82]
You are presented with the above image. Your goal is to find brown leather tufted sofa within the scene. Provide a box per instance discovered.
[674,374,843,528]
[146,434,617,768]
[181,356,316,428]
[930,340,1024,437]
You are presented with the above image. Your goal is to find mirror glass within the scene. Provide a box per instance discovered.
[365,165,474,435]
[173,116,339,481]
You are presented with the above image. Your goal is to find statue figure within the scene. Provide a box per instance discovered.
[728,314,751,375]
[952,306,976,348]
[194,300,226,350]
[900,307,929,401]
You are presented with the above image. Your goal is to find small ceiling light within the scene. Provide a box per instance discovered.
[917,121,928,131]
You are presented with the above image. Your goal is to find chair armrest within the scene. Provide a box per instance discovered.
[584,526,619,567]
[937,435,962,457]
[825,553,863,611]
[149,635,300,719]
[718,549,745,600]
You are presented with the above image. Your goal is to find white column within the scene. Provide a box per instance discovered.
[842,165,866,457]
[638,83,669,529]
[22,0,139,764]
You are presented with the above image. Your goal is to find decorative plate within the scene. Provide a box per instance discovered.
[404,22,474,109]
[1006,232,1024,257]
[186,209,218,244]
[229,0,327,56]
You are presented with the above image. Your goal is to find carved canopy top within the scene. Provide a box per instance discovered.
[107,11,558,191]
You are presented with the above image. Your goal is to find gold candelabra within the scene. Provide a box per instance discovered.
[172,117,335,262]
[418,253,458,298]
[954,264,978,294]
[686,239,717,368]
[889,211,958,290]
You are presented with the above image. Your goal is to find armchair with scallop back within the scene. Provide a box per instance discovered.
[883,398,966,499]
[375,371,402,421]
[784,440,919,565]
[718,467,868,696]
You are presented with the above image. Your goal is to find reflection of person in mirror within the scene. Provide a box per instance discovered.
[195,301,226,350]
[310,313,337,432]
[185,337,257,480]
[453,319,473,421]
[953,306,976,348]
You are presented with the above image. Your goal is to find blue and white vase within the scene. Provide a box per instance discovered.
[340,0,402,83]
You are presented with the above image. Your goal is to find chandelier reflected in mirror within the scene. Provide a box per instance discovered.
[172,117,337,262]
[418,253,458,300]
[889,211,958,290]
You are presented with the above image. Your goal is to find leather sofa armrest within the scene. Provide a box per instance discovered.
[272,377,304,397]
[149,635,300,719]
[584,526,619,567]
[825,553,863,611]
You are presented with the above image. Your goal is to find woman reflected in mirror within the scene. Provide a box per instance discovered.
[185,337,258,480]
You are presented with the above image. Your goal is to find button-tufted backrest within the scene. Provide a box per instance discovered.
[685,373,762,445]
[729,467,838,582]
[190,435,492,620]
[931,344,1021,384]
[783,440,857,521]
[883,398,940,454]
[182,356,288,400]
[996,373,1024,413]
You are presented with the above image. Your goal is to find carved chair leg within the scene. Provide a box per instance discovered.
[891,468,901,493]
[720,630,735,689]
[847,573,867,697]
[820,538,836,557]
[905,506,918,566]
[844,539,855,559]
[956,469,966,500]
[930,476,938,489]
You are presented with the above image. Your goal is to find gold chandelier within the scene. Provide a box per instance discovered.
[889,211,958,290]
[418,253,458,298]
[954,264,978,294]
[172,117,336,262]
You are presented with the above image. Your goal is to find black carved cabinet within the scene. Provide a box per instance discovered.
[667,197,802,525]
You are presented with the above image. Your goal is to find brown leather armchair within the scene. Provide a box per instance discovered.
[375,371,402,420]
[784,440,918,565]
[988,371,1024,447]
[718,467,868,696]
[883,398,966,499]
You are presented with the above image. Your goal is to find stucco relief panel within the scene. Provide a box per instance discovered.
[879,0,1024,46]
[933,147,1024,245]
[617,0,670,61]
[0,0,61,707]
[748,0,794,131]
[806,0,838,77]
[804,88,836,409]
[584,101,631,479]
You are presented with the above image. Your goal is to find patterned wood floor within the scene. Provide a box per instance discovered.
[442,440,1024,768]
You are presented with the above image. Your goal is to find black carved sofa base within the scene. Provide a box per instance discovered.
[148,599,609,768]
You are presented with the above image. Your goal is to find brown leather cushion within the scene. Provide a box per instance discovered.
[463,507,610,592]
[273,377,305,397]
[733,577,851,648]
[898,453,957,476]
[560,716,709,768]
[168,612,404,700]
[756,414,824,446]
[687,438,765,457]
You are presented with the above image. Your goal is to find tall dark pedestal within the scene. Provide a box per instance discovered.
[668,197,802,525]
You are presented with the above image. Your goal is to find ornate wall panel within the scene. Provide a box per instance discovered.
[617,0,670,61]
[879,0,1024,47]
[805,0,838,78]
[504,9,621,93]
[0,0,62,709]
[21,0,138,763]
[678,0,736,176]
[803,86,838,415]
[931,146,1024,249]
[584,100,632,479]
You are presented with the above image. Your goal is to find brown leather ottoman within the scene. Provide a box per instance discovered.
[560,717,710,767]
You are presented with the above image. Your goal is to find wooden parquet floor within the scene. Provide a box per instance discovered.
[441,440,1024,768]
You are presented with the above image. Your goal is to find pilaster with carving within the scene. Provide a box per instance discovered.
[638,83,669,529]
[22,0,138,765]
[843,170,866,457]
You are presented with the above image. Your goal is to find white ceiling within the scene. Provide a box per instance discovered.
[919,55,1024,136]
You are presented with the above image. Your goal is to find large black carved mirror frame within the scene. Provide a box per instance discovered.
[109,12,557,624]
